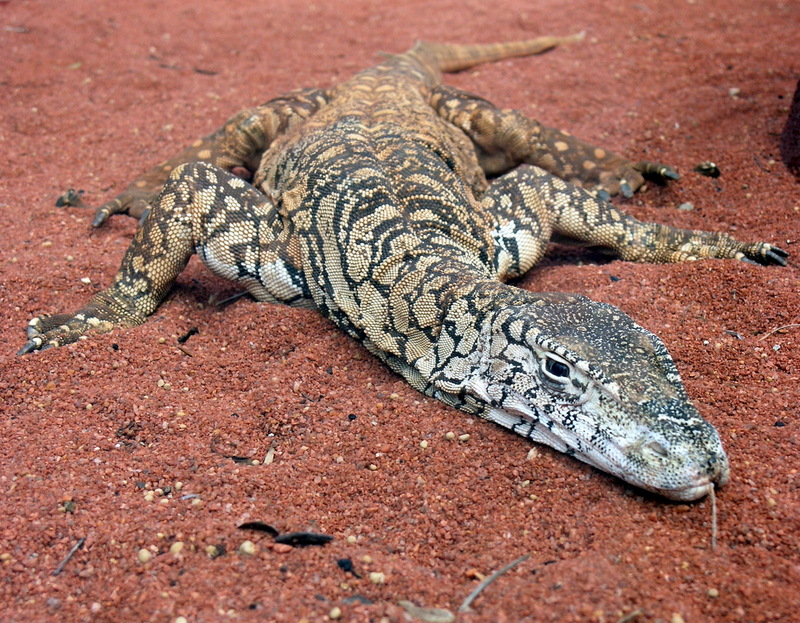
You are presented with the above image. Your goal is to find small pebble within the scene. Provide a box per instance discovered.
[137,548,153,564]
[174,618,188,623]
[238,540,256,556]
[419,440,429,449]
[458,433,470,442]
[329,606,342,619]
[346,535,357,544]
[670,615,685,623]
[170,542,185,555]
[272,543,293,554]
[369,571,386,584]
[205,545,220,558]
[677,202,694,211]
[445,432,456,440]
[707,587,719,598]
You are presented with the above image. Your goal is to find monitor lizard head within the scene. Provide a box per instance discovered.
[439,293,730,501]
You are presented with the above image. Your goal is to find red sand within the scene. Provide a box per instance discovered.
[1,1,799,621]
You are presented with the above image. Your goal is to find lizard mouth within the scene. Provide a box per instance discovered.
[654,479,716,502]
[574,449,727,502]
[479,390,730,503]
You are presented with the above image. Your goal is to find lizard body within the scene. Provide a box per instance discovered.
[21,36,787,501]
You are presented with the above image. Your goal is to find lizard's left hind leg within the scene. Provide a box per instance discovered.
[431,84,679,198]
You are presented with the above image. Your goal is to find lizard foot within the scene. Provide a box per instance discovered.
[90,189,156,228]
[56,186,156,228]
[661,238,788,266]
[591,159,680,198]
[16,289,137,356]
[18,312,117,355]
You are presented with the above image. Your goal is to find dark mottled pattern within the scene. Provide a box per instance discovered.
[21,37,787,501]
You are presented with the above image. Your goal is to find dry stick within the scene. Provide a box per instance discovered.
[710,485,718,552]
[616,609,643,623]
[458,553,530,613]
[52,537,86,576]
[176,344,194,357]
[757,323,800,341]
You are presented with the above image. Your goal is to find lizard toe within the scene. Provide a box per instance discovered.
[765,245,789,266]
[635,160,681,183]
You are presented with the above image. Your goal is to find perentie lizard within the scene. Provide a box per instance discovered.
[20,35,788,502]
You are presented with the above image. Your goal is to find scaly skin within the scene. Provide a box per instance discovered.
[22,36,788,501]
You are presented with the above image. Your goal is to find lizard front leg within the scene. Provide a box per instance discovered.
[21,163,309,354]
[431,84,678,198]
[67,88,328,227]
[490,164,788,266]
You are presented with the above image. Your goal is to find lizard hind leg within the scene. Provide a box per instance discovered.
[19,162,307,354]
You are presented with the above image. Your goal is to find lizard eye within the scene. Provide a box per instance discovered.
[541,356,571,385]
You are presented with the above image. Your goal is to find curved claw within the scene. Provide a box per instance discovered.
[138,206,152,226]
[93,194,154,227]
[620,183,633,198]
[765,246,789,267]
[92,206,111,227]
[17,338,42,356]
[596,189,611,203]
[635,160,681,182]
[737,243,789,267]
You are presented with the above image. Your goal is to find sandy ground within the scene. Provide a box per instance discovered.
[1,0,799,621]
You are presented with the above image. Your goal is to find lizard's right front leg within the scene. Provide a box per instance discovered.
[20,162,299,354]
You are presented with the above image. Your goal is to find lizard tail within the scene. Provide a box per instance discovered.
[408,33,585,74]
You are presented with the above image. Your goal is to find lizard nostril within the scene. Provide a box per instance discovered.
[646,441,669,458]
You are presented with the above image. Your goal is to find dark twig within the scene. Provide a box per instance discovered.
[752,154,771,173]
[52,537,86,576]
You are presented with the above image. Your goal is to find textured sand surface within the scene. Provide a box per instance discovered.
[2,1,799,621]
